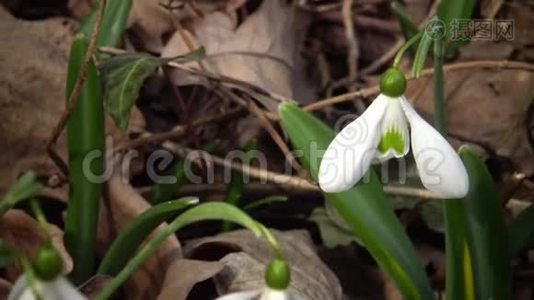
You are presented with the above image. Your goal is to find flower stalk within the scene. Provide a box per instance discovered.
[393,31,423,68]
[433,38,447,134]
[432,35,474,300]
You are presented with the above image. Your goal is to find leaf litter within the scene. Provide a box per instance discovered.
[1,0,534,299]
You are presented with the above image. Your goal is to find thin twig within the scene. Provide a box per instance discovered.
[360,0,441,75]
[243,95,307,177]
[46,0,107,175]
[165,143,450,199]
[166,143,534,204]
[174,183,438,200]
[114,108,244,152]
[360,39,404,75]
[304,60,534,111]
[162,67,200,147]
[303,85,380,112]
[98,47,294,104]
[342,0,358,88]
[218,89,279,121]
[167,143,318,192]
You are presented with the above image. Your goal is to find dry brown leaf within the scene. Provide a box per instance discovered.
[0,277,13,299]
[98,173,182,300]
[406,69,534,176]
[67,0,248,43]
[0,210,73,281]
[162,0,314,109]
[185,229,342,300]
[505,2,534,61]
[0,7,75,194]
[67,0,92,19]
[459,41,514,61]
[157,259,224,300]
[380,271,403,300]
[0,6,145,195]
[117,0,246,52]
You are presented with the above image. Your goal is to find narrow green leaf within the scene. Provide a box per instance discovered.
[391,1,419,41]
[220,174,245,232]
[0,172,42,217]
[437,0,474,42]
[148,139,217,204]
[222,140,257,231]
[65,33,105,284]
[243,195,288,211]
[79,0,133,49]
[279,103,432,299]
[98,197,198,275]
[148,161,189,204]
[460,147,511,300]
[509,204,534,256]
[444,199,472,300]
[411,21,434,78]
[95,202,276,300]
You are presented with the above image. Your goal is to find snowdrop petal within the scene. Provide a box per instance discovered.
[399,97,469,198]
[376,97,410,161]
[259,288,294,300]
[318,95,389,192]
[8,276,86,300]
[216,288,304,300]
[215,289,261,300]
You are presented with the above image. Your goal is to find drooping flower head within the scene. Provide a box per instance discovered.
[318,68,468,198]
[8,247,86,300]
[216,258,304,300]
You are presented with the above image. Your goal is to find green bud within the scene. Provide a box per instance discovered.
[33,246,63,281]
[265,258,290,290]
[379,68,407,97]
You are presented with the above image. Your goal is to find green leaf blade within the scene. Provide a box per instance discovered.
[65,33,106,284]
[391,1,419,41]
[98,197,198,275]
[79,0,133,49]
[0,172,42,217]
[412,24,434,78]
[509,204,534,256]
[95,202,275,300]
[443,199,472,300]
[460,147,511,300]
[437,0,475,42]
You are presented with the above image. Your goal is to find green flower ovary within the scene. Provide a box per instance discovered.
[378,128,405,155]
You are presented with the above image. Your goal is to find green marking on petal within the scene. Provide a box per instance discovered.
[378,128,405,155]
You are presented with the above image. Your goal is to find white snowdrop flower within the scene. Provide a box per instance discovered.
[318,68,468,198]
[8,276,86,300]
[215,258,304,300]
